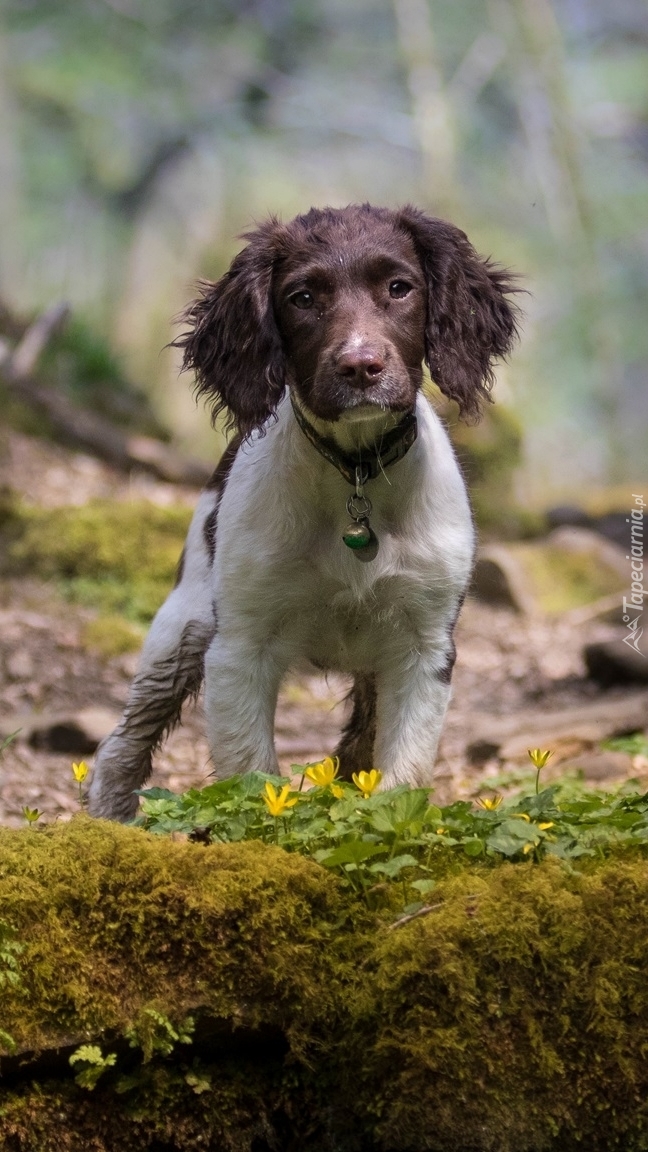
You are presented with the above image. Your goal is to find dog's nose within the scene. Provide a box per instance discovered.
[336,345,386,387]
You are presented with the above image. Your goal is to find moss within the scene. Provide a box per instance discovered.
[511,539,623,613]
[3,498,191,623]
[349,860,648,1151]
[0,819,354,1055]
[434,394,542,538]
[449,402,522,490]
[3,822,648,1148]
[81,615,144,658]
[0,819,366,1150]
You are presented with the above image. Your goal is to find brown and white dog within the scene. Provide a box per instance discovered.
[88,204,519,821]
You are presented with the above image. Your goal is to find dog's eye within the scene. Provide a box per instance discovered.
[388,280,412,299]
[290,291,315,310]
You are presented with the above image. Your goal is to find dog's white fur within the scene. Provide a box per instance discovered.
[88,388,472,821]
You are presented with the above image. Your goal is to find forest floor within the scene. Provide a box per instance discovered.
[1,431,646,827]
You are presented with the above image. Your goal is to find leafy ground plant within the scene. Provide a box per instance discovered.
[136,753,648,909]
[69,1045,117,1090]
[0,918,23,1054]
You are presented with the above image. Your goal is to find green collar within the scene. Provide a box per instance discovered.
[290,394,418,486]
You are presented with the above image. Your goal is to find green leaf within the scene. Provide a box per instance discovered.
[368,854,419,878]
[136,787,176,801]
[369,808,400,834]
[497,818,541,840]
[69,1044,109,1067]
[401,901,425,915]
[410,878,436,895]
[328,797,364,822]
[0,1028,17,1054]
[193,778,243,802]
[69,1045,117,1090]
[392,790,430,824]
[188,806,218,827]
[487,832,529,857]
[463,838,485,857]
[441,800,473,819]
[319,841,386,868]
[603,733,648,757]
[186,1068,212,1095]
[0,730,21,755]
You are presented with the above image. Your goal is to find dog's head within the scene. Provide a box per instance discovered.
[175,204,520,438]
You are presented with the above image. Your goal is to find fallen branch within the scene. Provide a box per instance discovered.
[0,302,212,487]
[7,302,70,383]
[387,902,444,930]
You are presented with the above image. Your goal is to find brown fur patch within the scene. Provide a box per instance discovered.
[335,674,377,779]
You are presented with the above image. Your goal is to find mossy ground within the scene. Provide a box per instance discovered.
[80,614,145,657]
[508,538,624,613]
[1,497,191,624]
[2,819,648,1151]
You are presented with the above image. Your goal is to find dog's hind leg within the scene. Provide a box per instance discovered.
[335,674,377,780]
[87,492,219,822]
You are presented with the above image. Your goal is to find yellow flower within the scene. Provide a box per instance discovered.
[305,757,339,788]
[22,806,41,825]
[72,761,89,783]
[511,813,531,822]
[351,769,382,798]
[527,748,552,769]
[538,822,554,831]
[522,843,535,855]
[478,795,502,811]
[436,828,447,835]
[262,781,298,817]
[331,784,345,800]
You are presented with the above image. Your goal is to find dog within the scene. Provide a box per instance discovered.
[88,204,519,821]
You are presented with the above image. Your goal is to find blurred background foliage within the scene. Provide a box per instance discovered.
[0,0,646,501]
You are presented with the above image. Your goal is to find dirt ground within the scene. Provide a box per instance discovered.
[1,432,646,828]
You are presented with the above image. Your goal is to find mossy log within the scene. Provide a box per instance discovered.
[2,819,648,1151]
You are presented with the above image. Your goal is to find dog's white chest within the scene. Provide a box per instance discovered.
[296,571,413,672]
[213,395,474,676]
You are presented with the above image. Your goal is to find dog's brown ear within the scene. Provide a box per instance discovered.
[398,207,521,420]
[173,219,287,438]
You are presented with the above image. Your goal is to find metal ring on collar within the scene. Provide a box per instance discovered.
[347,493,372,521]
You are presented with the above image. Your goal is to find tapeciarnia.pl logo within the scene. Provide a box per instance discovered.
[623,494,646,656]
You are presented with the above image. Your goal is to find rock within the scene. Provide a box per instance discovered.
[471,546,536,614]
[447,691,648,764]
[585,639,648,686]
[546,505,592,531]
[565,750,634,782]
[546,505,635,551]
[549,526,628,581]
[472,528,627,615]
[26,707,119,754]
[594,512,632,551]
[466,739,501,767]
[563,592,624,626]
[118,652,140,678]
[4,650,34,680]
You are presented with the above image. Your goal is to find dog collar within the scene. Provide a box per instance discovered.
[289,394,417,486]
[290,393,417,563]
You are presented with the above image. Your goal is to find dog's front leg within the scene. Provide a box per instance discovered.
[203,634,285,778]
[373,643,455,789]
